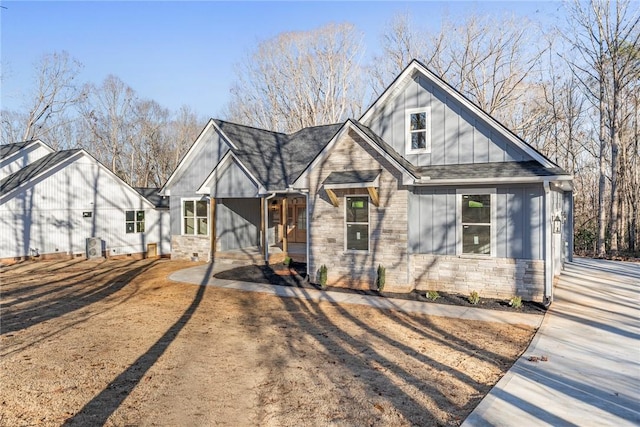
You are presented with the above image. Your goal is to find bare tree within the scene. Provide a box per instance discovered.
[564,0,640,256]
[225,23,365,133]
[21,51,85,142]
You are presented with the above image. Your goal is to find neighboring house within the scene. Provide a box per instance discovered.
[0,141,170,262]
[161,60,573,303]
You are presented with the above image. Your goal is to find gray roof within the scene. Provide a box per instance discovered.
[0,140,38,159]
[350,120,419,177]
[134,187,169,209]
[324,169,381,186]
[214,120,341,191]
[417,161,568,180]
[0,150,81,196]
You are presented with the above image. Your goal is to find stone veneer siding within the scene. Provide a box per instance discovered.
[171,235,211,261]
[410,254,545,301]
[307,129,410,292]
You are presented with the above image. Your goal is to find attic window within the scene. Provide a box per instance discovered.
[406,107,431,154]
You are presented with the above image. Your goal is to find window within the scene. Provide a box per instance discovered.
[345,196,369,251]
[126,210,145,234]
[406,107,431,153]
[461,194,491,255]
[183,199,208,235]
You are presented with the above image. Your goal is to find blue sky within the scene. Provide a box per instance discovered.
[1,1,562,117]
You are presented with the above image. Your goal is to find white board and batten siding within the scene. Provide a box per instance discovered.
[0,154,169,259]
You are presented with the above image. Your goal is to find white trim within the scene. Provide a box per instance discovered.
[180,197,210,237]
[196,150,264,195]
[160,119,238,195]
[405,106,432,154]
[456,190,496,257]
[359,60,556,168]
[292,120,416,190]
[344,195,370,253]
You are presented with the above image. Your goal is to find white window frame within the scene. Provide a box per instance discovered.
[344,195,370,252]
[181,197,209,236]
[456,188,496,256]
[406,106,432,154]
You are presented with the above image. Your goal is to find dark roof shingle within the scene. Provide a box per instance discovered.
[417,161,568,180]
[0,150,81,196]
[134,187,169,209]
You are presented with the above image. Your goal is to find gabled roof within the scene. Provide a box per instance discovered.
[0,148,159,209]
[359,59,558,169]
[0,139,54,159]
[293,119,419,188]
[134,187,169,209]
[213,119,342,192]
[0,150,82,195]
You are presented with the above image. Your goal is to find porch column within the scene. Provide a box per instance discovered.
[282,197,288,257]
[210,197,216,262]
[261,197,267,263]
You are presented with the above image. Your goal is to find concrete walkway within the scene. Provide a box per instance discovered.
[169,263,544,328]
[463,257,640,427]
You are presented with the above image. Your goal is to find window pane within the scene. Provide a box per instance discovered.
[137,221,145,233]
[197,218,208,235]
[185,218,194,234]
[184,200,194,217]
[410,112,426,131]
[126,211,135,221]
[136,211,145,221]
[462,225,491,254]
[196,200,208,217]
[126,222,135,233]
[346,224,368,250]
[462,194,491,223]
[411,132,426,150]
[346,197,368,223]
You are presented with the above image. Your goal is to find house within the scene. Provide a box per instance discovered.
[0,141,170,262]
[160,60,573,303]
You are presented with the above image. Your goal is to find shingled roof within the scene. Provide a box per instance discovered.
[0,140,40,159]
[0,150,81,196]
[416,161,568,181]
[214,120,341,191]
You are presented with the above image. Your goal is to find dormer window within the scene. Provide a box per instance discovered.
[406,107,431,153]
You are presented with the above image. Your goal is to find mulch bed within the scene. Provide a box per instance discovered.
[213,261,547,315]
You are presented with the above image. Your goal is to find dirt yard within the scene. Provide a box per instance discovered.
[0,259,537,426]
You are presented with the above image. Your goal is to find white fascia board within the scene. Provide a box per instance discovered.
[197,150,264,196]
[160,119,237,195]
[414,175,573,187]
[360,60,556,169]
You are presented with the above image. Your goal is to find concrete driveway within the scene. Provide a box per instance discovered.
[463,257,640,426]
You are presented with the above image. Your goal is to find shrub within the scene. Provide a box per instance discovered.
[426,290,440,301]
[468,290,480,305]
[318,265,328,290]
[283,256,292,266]
[509,296,523,309]
[376,264,386,292]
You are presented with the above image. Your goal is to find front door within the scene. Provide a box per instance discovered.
[287,204,307,243]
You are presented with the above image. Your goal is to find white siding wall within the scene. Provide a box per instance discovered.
[0,156,170,259]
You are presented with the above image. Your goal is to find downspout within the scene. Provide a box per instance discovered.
[264,193,277,264]
[543,181,553,305]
